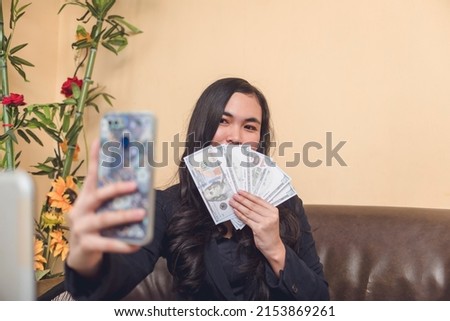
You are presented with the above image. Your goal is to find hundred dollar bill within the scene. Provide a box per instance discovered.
[231,216,245,230]
[248,151,278,197]
[245,149,268,194]
[246,149,295,204]
[259,167,292,201]
[269,183,297,206]
[184,147,236,225]
[219,144,250,193]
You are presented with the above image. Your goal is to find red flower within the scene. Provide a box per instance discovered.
[2,93,26,107]
[61,77,83,98]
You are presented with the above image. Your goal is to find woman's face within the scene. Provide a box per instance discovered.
[212,92,262,150]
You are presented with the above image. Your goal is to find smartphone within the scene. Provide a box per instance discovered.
[0,170,35,300]
[97,112,156,245]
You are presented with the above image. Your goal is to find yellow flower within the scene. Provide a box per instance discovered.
[59,139,80,161]
[34,239,47,271]
[42,211,65,229]
[49,230,69,261]
[47,176,78,214]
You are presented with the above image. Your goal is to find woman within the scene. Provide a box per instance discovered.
[65,77,329,300]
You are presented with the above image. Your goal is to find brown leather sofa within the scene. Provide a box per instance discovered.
[47,204,450,300]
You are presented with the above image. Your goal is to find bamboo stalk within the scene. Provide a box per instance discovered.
[61,17,103,178]
[0,1,14,171]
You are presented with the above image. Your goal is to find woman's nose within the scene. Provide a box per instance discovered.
[226,125,241,145]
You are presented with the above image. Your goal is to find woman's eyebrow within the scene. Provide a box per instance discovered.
[222,111,261,124]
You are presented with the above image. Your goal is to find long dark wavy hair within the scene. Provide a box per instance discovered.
[166,78,301,299]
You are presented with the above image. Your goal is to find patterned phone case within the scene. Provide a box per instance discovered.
[97,112,156,245]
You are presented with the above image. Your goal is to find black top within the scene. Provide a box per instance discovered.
[216,236,247,299]
[65,184,329,300]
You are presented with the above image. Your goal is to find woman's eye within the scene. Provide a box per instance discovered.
[245,124,257,131]
[219,118,228,124]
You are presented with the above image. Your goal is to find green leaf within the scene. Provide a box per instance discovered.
[10,43,28,55]
[10,62,28,82]
[42,126,63,143]
[58,103,67,119]
[76,25,89,38]
[7,130,18,144]
[14,150,22,161]
[71,159,85,176]
[72,39,92,50]
[25,129,44,146]
[71,83,81,99]
[35,270,51,281]
[0,133,9,142]
[34,163,55,173]
[90,103,99,113]
[43,105,51,119]
[17,3,32,16]
[58,1,88,15]
[109,16,143,34]
[63,98,77,105]
[44,156,56,164]
[32,112,49,127]
[26,118,42,129]
[15,12,25,22]
[9,55,35,67]
[66,125,83,145]
[62,113,71,133]
[30,170,50,176]
[9,0,16,28]
[85,2,99,17]
[32,110,47,120]
[32,110,56,129]
[15,112,27,128]
[101,41,118,55]
[108,35,127,47]
[17,129,30,143]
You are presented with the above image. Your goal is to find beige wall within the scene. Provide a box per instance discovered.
[12,0,450,209]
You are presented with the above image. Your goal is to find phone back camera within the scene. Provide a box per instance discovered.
[122,136,130,149]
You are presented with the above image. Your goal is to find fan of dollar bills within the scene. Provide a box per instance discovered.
[184,144,297,230]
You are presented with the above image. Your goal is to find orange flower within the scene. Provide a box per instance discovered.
[59,139,80,161]
[34,239,47,271]
[49,230,69,261]
[47,176,78,214]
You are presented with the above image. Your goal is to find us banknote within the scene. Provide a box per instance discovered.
[184,147,236,225]
[185,144,297,230]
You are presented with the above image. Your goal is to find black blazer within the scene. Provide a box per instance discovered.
[65,185,329,300]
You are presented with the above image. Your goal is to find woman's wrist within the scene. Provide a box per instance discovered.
[263,241,286,278]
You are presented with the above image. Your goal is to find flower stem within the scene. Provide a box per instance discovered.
[0,2,14,171]
[44,227,51,269]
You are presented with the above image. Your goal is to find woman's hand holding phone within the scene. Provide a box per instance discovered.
[66,140,147,278]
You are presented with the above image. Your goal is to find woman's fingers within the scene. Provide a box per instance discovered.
[229,190,275,221]
[79,234,141,254]
[235,190,266,205]
[72,180,138,218]
[90,181,138,209]
[72,208,145,235]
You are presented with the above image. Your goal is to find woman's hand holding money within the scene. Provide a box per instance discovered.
[229,190,286,277]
